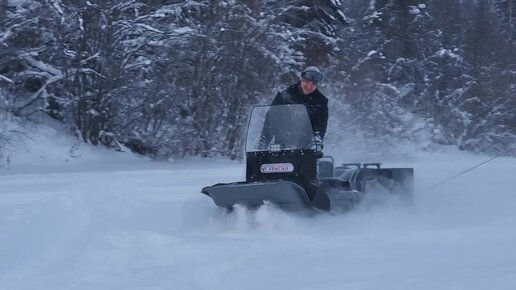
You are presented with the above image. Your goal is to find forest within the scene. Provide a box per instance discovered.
[1,0,515,159]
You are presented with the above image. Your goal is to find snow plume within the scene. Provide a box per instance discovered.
[184,200,311,236]
[183,192,416,239]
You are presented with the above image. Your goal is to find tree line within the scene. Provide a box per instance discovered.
[1,0,515,159]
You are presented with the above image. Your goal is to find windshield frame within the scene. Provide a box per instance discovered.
[245,104,316,153]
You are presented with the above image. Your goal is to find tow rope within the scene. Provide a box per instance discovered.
[428,146,516,190]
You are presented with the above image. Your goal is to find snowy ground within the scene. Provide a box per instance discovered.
[1,124,515,290]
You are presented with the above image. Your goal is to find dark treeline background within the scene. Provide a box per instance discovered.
[1,0,515,159]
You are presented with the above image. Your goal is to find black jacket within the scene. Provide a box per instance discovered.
[271,82,329,139]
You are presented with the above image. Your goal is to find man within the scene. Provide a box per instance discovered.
[259,66,329,150]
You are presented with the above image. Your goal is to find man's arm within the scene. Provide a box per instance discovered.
[271,90,286,105]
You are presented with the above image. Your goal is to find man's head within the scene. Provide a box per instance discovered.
[300,66,322,95]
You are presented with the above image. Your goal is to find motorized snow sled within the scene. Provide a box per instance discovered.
[201,104,414,212]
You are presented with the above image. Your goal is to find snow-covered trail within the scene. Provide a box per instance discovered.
[1,151,515,290]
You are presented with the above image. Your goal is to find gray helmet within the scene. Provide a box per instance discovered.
[300,66,323,84]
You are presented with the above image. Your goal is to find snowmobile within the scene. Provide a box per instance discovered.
[201,104,414,212]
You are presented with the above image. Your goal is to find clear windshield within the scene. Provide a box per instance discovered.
[246,104,315,152]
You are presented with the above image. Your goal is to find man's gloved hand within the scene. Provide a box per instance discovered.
[257,140,266,150]
[257,136,268,150]
[311,134,324,151]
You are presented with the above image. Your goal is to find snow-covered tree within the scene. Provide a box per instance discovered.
[458,0,516,153]
[2,0,514,158]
